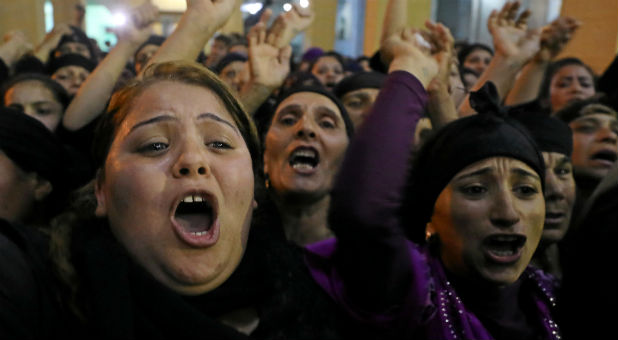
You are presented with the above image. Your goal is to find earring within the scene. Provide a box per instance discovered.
[425,230,433,241]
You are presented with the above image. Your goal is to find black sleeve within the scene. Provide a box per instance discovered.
[0,220,65,339]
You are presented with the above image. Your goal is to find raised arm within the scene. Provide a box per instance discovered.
[329,22,448,314]
[143,0,237,72]
[458,1,541,116]
[62,2,158,131]
[505,16,580,106]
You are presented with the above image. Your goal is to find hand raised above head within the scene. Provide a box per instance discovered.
[246,8,292,90]
[185,0,238,31]
[382,21,453,88]
[113,1,159,45]
[536,16,580,62]
[266,3,315,49]
[488,1,541,65]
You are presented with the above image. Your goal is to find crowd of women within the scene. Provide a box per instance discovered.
[1,0,617,339]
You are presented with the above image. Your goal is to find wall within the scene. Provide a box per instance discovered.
[363,0,432,56]
[557,0,618,74]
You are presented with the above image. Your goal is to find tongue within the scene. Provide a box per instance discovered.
[176,213,212,233]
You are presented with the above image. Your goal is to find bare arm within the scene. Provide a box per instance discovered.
[380,0,408,46]
[505,16,580,106]
[458,1,541,116]
[62,2,158,131]
[143,0,237,72]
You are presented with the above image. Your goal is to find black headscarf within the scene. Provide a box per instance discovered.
[509,110,573,157]
[402,82,545,243]
[0,107,76,218]
[213,53,248,75]
[47,53,96,75]
[334,72,386,99]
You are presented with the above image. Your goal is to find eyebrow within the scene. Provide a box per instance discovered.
[454,167,492,181]
[129,113,239,135]
[197,113,239,135]
[512,168,541,181]
[454,166,540,181]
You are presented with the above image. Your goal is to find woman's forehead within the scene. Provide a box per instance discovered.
[120,81,234,129]
[277,92,340,114]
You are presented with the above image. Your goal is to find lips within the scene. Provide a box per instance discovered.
[544,211,566,228]
[171,191,220,247]
[482,234,526,264]
[590,149,617,167]
[288,146,320,174]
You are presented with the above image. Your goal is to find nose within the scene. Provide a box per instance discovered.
[172,138,210,178]
[295,117,317,139]
[597,125,618,145]
[489,189,521,228]
[544,172,566,203]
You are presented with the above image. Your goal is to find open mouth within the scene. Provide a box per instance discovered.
[289,147,320,171]
[482,234,526,264]
[171,193,219,247]
[591,150,617,164]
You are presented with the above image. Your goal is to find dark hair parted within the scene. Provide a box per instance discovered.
[537,57,596,109]
[309,51,345,72]
[91,61,261,175]
[1,73,71,110]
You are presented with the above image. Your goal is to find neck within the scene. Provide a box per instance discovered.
[274,195,333,246]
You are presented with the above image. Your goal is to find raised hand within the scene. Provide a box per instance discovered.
[382,21,452,88]
[535,16,580,62]
[112,1,159,45]
[266,3,315,49]
[185,0,238,31]
[32,23,72,62]
[246,9,292,90]
[0,31,33,67]
[488,1,540,64]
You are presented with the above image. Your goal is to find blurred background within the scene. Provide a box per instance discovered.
[1,0,616,72]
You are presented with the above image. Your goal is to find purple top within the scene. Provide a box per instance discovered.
[304,71,561,339]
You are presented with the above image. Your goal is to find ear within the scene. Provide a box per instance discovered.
[33,178,53,201]
[94,170,108,217]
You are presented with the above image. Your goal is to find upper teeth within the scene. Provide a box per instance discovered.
[292,149,316,158]
[182,195,205,203]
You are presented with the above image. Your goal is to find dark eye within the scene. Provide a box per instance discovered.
[555,167,572,176]
[515,185,539,197]
[574,124,596,133]
[37,108,53,116]
[139,142,168,154]
[279,114,297,126]
[461,185,487,195]
[345,99,363,109]
[319,119,335,129]
[207,141,231,149]
[7,103,24,112]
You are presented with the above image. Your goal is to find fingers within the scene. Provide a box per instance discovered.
[515,9,530,29]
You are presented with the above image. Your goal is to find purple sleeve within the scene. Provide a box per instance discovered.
[329,71,428,313]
